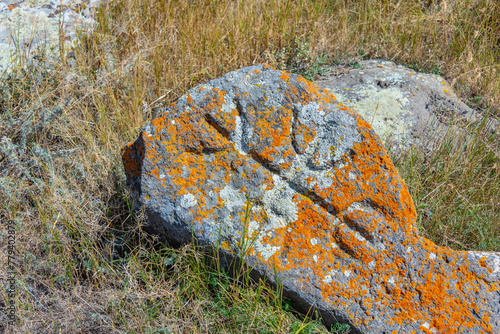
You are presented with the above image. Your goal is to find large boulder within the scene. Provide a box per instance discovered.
[316,59,498,151]
[122,64,500,333]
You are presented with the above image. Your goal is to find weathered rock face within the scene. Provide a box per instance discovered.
[316,59,497,151]
[122,64,500,333]
[0,0,105,74]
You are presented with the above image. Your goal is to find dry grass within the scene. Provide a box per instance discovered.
[390,117,500,250]
[0,0,499,332]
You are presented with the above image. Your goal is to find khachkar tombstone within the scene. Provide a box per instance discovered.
[122,64,500,333]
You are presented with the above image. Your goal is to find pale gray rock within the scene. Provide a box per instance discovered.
[316,59,498,151]
[0,0,107,74]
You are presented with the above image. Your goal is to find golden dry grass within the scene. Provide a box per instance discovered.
[0,0,499,332]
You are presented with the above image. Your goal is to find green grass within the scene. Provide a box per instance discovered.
[0,0,499,332]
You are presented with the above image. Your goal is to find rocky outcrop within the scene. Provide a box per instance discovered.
[122,64,500,333]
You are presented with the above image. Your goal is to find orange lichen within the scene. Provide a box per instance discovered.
[279,71,290,82]
[123,65,498,333]
[293,122,316,154]
[256,67,495,332]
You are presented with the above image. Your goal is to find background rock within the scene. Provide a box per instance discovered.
[316,59,498,151]
[0,0,106,74]
[122,64,500,333]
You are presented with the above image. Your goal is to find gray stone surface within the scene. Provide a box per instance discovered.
[316,59,498,151]
[122,64,500,333]
[0,0,106,74]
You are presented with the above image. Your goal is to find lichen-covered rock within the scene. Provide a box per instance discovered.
[316,59,498,151]
[122,64,500,333]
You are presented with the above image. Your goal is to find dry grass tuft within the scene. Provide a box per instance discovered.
[0,0,499,332]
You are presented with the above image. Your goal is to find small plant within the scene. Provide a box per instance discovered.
[430,64,443,76]
[407,62,443,76]
[268,39,334,81]
[407,61,423,72]
[349,61,363,69]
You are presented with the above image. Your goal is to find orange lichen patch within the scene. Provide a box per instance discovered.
[392,255,494,332]
[279,71,290,82]
[170,153,207,191]
[164,93,230,153]
[293,122,317,154]
[270,195,346,267]
[315,170,368,212]
[249,105,296,170]
[478,257,491,271]
[332,223,375,262]
[255,107,290,147]
[346,112,417,225]
[297,76,336,104]
[262,63,275,70]
[206,104,239,136]
[121,138,144,180]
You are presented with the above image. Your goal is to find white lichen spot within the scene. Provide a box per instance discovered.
[180,193,197,209]
[368,260,376,270]
[260,175,299,224]
[354,232,366,242]
[345,202,365,213]
[323,274,332,284]
[343,270,351,278]
[222,94,236,114]
[406,246,412,254]
[313,255,318,262]
[310,238,318,246]
[159,173,165,179]
[387,276,395,285]
[421,322,430,329]
[247,220,260,238]
[219,185,247,208]
[258,245,280,261]
[171,120,175,125]
[429,252,437,260]
[230,116,247,155]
